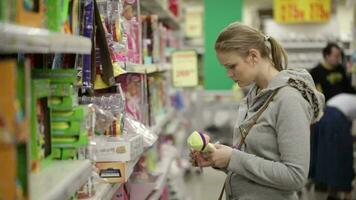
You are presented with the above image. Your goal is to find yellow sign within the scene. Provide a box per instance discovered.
[185,7,203,38]
[274,0,331,23]
[172,51,198,87]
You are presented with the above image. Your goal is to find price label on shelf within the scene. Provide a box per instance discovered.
[274,0,330,23]
[172,50,198,87]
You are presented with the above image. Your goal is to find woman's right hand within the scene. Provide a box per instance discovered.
[189,150,214,167]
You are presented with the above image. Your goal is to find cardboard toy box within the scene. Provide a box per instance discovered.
[16,0,45,28]
[94,134,143,162]
[0,143,17,200]
[95,162,126,183]
[51,120,85,136]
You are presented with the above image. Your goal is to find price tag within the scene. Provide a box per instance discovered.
[172,51,198,87]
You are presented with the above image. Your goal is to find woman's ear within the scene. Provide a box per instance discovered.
[247,49,260,64]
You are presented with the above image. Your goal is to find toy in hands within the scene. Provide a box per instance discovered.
[187,131,216,153]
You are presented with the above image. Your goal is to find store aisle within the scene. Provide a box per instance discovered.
[183,168,338,200]
[184,167,226,200]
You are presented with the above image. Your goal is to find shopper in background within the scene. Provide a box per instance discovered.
[190,22,324,200]
[308,43,355,200]
[309,93,356,200]
[310,43,355,101]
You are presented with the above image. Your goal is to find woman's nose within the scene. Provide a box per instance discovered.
[227,70,234,78]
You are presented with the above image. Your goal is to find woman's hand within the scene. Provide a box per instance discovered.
[189,150,213,167]
[211,144,233,168]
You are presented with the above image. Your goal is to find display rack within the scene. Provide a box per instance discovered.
[30,160,92,200]
[0,23,91,54]
[90,183,121,200]
[150,108,175,135]
[140,0,180,30]
[89,155,141,200]
[126,63,172,74]
[149,154,175,200]
[281,41,326,50]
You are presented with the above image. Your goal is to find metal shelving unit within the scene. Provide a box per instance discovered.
[140,0,180,30]
[0,23,91,54]
[30,160,92,200]
[281,41,326,50]
[88,155,141,200]
[149,153,175,200]
[150,108,175,135]
[126,63,172,74]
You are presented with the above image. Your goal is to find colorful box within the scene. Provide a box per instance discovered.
[0,60,17,138]
[50,84,76,97]
[95,162,126,183]
[52,147,77,160]
[49,95,78,111]
[51,120,84,136]
[30,79,52,172]
[0,143,17,200]
[32,69,77,84]
[93,134,143,162]
[52,131,88,148]
[16,0,45,28]
[51,106,88,122]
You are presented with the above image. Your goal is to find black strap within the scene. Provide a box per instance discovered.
[218,184,225,200]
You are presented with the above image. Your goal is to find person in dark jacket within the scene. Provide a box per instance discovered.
[309,43,355,101]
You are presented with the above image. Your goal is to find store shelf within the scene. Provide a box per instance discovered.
[30,160,92,200]
[89,156,140,200]
[281,41,326,50]
[148,154,175,200]
[140,0,180,30]
[0,23,91,54]
[126,63,171,74]
[150,109,175,135]
[90,183,121,200]
[182,46,205,55]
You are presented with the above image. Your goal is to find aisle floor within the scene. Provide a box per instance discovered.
[183,167,356,200]
[184,167,226,200]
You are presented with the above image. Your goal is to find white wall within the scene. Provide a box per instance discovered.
[243,0,273,28]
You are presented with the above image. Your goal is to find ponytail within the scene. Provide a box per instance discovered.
[266,36,288,71]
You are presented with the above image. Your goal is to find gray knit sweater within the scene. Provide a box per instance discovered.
[224,68,324,200]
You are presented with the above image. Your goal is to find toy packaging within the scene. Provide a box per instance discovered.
[0,60,18,140]
[141,15,160,64]
[147,72,168,126]
[93,134,143,162]
[95,161,126,183]
[116,73,148,125]
[30,79,52,172]
[0,144,17,200]
[16,0,45,28]
[122,0,142,64]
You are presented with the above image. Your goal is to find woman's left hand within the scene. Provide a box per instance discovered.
[211,144,233,168]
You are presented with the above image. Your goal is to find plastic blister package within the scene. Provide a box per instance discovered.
[124,115,157,148]
[80,93,125,117]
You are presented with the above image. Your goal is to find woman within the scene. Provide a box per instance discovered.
[191,22,325,200]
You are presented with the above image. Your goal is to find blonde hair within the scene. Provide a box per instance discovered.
[215,22,288,71]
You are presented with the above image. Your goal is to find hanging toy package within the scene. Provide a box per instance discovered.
[123,115,157,149]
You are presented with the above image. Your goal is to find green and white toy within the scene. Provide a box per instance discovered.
[187,131,216,153]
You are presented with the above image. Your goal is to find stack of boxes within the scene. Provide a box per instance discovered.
[32,69,89,161]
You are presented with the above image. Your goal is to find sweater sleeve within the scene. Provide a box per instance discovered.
[227,89,312,191]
